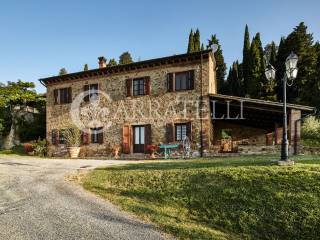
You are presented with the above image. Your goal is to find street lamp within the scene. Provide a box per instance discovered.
[265,52,298,165]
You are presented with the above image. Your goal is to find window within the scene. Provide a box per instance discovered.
[133,78,145,96]
[90,127,103,144]
[175,123,187,141]
[54,88,71,104]
[174,71,194,91]
[84,84,99,102]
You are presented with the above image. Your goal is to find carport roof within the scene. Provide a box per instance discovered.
[210,94,315,113]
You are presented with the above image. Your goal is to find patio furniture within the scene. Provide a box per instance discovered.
[159,144,179,159]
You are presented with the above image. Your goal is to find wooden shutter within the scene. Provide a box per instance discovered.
[84,85,89,102]
[97,130,104,144]
[188,70,195,90]
[166,73,174,92]
[82,129,90,145]
[122,124,131,153]
[126,79,132,97]
[144,77,151,95]
[68,87,72,103]
[52,129,59,145]
[186,122,192,141]
[54,89,59,105]
[144,124,152,151]
[165,123,174,143]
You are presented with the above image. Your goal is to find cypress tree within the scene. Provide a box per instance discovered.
[187,29,195,53]
[242,25,251,96]
[193,29,201,52]
[247,34,262,98]
[59,68,67,75]
[119,51,133,64]
[275,37,287,101]
[201,43,204,51]
[83,64,89,71]
[254,33,267,98]
[226,62,242,96]
[107,58,117,66]
[268,41,277,66]
[276,23,317,104]
[207,34,227,94]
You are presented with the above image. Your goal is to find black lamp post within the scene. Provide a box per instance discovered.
[265,52,298,165]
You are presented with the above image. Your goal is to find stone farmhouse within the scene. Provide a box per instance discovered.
[39,49,314,157]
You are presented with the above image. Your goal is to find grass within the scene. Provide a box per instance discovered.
[0,145,26,155]
[81,155,320,240]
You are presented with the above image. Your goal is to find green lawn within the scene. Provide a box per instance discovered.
[81,155,320,240]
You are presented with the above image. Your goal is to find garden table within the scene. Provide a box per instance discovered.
[159,144,179,159]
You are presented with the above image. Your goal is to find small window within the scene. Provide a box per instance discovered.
[175,123,187,141]
[174,70,194,91]
[90,127,103,144]
[84,84,99,102]
[54,88,71,104]
[133,78,145,96]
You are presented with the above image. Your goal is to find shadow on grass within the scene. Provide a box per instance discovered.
[98,155,279,171]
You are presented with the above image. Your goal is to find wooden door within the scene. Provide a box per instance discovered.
[133,126,145,153]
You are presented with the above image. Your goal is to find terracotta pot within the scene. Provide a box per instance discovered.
[68,147,81,159]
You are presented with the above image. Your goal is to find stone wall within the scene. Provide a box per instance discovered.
[46,54,215,157]
[213,121,270,145]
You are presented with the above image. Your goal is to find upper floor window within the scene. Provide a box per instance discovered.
[133,78,145,96]
[167,70,194,92]
[54,87,72,105]
[126,77,150,97]
[84,83,99,102]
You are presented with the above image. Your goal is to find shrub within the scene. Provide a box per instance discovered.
[32,139,47,157]
[146,144,159,154]
[301,116,320,145]
[23,143,34,153]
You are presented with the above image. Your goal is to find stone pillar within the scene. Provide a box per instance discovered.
[274,123,283,145]
[289,109,301,154]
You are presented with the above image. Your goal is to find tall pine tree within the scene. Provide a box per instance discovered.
[276,23,317,104]
[193,29,201,52]
[242,25,251,96]
[187,29,195,53]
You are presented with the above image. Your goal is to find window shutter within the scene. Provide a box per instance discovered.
[165,123,174,143]
[54,89,59,104]
[97,131,104,144]
[166,73,174,92]
[126,79,132,97]
[186,122,192,141]
[122,124,131,153]
[52,129,59,145]
[188,70,195,90]
[144,124,152,151]
[82,129,90,145]
[144,77,151,95]
[68,87,72,103]
[84,85,89,102]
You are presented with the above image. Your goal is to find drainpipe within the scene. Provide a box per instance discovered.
[294,108,318,155]
[199,51,204,157]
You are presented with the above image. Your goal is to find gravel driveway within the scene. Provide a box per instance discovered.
[0,155,169,240]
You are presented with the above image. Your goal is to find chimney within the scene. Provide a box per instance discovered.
[98,56,107,68]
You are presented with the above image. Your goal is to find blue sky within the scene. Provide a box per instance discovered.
[0,0,319,93]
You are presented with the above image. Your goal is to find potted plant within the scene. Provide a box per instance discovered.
[146,144,159,159]
[112,144,121,159]
[63,126,82,158]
